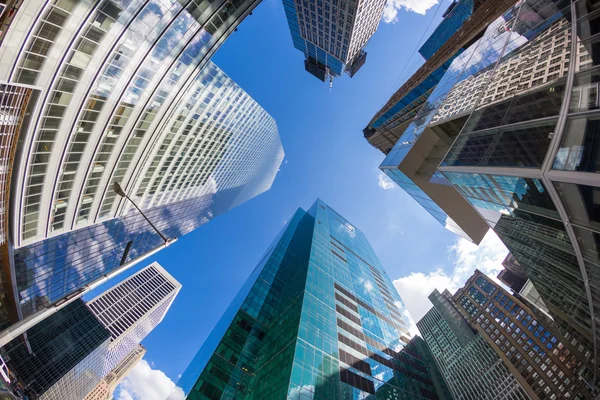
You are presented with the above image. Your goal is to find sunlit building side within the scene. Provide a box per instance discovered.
[168,200,450,399]
[282,0,386,81]
[0,0,284,336]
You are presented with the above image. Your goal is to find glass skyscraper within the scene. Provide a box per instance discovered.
[0,299,111,400]
[418,0,477,61]
[366,0,600,391]
[361,0,513,244]
[0,0,284,335]
[168,200,450,399]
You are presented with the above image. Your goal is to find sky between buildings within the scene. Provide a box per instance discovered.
[78,0,511,398]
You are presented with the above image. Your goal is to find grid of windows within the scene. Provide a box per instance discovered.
[40,339,111,400]
[454,271,592,399]
[2,299,111,399]
[283,0,385,77]
[87,262,180,375]
[18,0,133,240]
[418,304,528,400]
[171,201,450,399]
[6,6,283,329]
[84,344,145,400]
[6,0,273,247]
[418,290,532,400]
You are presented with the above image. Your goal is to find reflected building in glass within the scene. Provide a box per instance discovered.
[168,199,451,399]
[363,0,513,153]
[364,0,520,244]
[0,0,284,335]
[418,0,480,61]
[282,0,386,82]
[369,0,600,391]
[84,344,146,400]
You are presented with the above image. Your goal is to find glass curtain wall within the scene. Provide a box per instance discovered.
[418,0,600,390]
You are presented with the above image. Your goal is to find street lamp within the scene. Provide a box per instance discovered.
[113,182,169,243]
[0,182,178,349]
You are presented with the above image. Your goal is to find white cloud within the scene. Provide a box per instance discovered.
[115,359,184,400]
[393,231,508,327]
[378,172,396,190]
[382,0,439,24]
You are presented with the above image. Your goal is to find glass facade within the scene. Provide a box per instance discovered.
[0,83,40,330]
[418,0,475,61]
[0,0,284,335]
[0,299,111,399]
[365,0,494,147]
[0,0,282,246]
[169,200,450,399]
[417,289,529,400]
[365,0,476,137]
[372,0,600,389]
[0,0,284,331]
[377,2,525,242]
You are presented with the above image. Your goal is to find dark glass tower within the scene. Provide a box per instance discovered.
[169,200,451,399]
[0,299,111,399]
[418,0,476,60]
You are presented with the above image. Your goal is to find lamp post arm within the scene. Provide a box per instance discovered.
[124,194,169,243]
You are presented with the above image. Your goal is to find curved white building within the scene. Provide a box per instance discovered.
[0,0,283,328]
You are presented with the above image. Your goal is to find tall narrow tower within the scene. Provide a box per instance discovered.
[169,200,451,399]
[87,262,181,375]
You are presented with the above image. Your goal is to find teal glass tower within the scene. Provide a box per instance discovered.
[169,200,450,400]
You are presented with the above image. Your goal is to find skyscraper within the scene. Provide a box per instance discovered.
[84,344,146,400]
[418,0,480,61]
[168,200,450,399]
[368,0,600,389]
[417,289,529,399]
[283,0,386,82]
[0,0,284,339]
[453,270,593,398]
[87,262,180,375]
[364,0,515,155]
[497,253,527,293]
[363,0,517,244]
[0,299,111,400]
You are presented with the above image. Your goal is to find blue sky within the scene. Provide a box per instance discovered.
[93,0,510,398]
